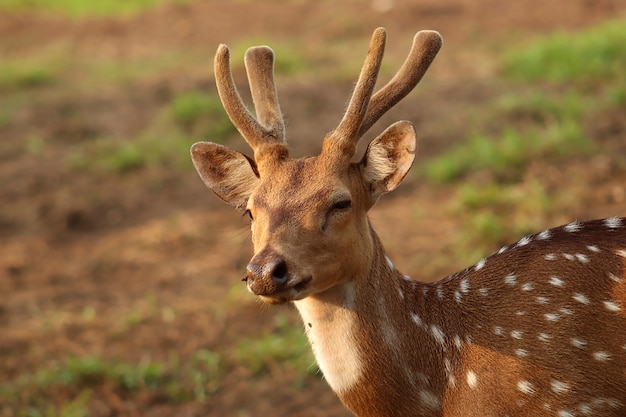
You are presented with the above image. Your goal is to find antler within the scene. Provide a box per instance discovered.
[214,43,287,164]
[323,28,442,161]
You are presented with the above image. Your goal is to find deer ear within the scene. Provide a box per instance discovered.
[191,142,260,210]
[361,121,417,198]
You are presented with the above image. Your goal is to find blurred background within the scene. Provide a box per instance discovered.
[1,0,625,416]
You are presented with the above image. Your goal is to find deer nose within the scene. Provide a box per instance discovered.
[246,253,289,295]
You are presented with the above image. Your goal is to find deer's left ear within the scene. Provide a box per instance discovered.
[191,142,260,210]
[360,121,417,198]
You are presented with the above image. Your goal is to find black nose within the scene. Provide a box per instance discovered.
[245,251,289,296]
[269,258,288,284]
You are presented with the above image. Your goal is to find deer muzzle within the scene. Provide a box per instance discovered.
[246,250,290,296]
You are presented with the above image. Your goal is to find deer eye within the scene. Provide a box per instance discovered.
[331,199,352,212]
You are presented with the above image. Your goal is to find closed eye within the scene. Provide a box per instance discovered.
[331,200,352,211]
[243,209,254,221]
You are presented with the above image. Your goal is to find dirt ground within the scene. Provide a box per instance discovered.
[1,0,625,416]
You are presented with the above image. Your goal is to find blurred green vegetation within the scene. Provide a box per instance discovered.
[0,0,190,18]
[424,19,625,184]
[502,20,626,82]
[233,314,317,381]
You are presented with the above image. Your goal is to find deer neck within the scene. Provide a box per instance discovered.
[293,223,449,417]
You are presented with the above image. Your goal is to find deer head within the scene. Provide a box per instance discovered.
[191,28,442,304]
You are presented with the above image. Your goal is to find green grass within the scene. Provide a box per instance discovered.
[0,0,190,18]
[233,314,316,378]
[0,350,224,412]
[0,59,63,91]
[422,20,626,184]
[68,90,236,173]
[169,91,236,141]
[423,120,592,183]
[451,180,554,262]
[502,19,626,82]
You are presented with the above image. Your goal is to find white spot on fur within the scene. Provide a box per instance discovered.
[437,285,444,300]
[571,337,587,349]
[517,236,532,247]
[516,311,526,316]
[460,278,470,293]
[536,296,550,304]
[544,253,556,260]
[466,370,477,388]
[617,249,626,258]
[549,275,564,287]
[505,273,517,286]
[604,301,621,312]
[385,255,394,270]
[563,253,575,261]
[444,357,452,376]
[578,403,593,415]
[454,291,462,304]
[609,272,623,283]
[586,245,600,252]
[498,245,508,254]
[545,313,560,321]
[419,389,441,411]
[515,348,529,358]
[518,380,535,395]
[538,333,552,343]
[560,308,573,316]
[398,287,404,300]
[411,313,423,328]
[575,253,589,263]
[521,282,534,291]
[593,351,611,362]
[604,217,623,229]
[479,287,489,296]
[573,293,590,305]
[537,230,552,240]
[564,221,583,232]
[551,380,570,394]
[430,325,446,346]
[558,410,574,417]
[494,326,504,336]
[453,335,462,349]
[475,258,486,271]
[511,330,523,339]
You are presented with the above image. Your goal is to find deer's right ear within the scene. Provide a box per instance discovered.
[191,142,260,210]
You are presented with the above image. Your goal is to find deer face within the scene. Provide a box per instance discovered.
[191,28,440,304]
[192,121,417,304]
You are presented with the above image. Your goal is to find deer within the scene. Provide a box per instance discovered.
[190,27,626,417]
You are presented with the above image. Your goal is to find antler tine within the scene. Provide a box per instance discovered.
[358,30,442,137]
[326,27,387,157]
[214,44,286,161]
[244,46,285,143]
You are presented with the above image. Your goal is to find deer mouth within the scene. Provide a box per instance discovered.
[254,276,313,304]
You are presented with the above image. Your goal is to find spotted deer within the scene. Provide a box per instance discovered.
[190,28,626,417]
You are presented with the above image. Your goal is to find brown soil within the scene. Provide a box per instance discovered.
[1,0,625,416]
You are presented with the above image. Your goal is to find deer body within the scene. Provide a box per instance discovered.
[296,220,626,417]
[190,28,626,416]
